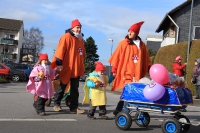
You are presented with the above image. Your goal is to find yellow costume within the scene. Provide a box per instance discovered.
[82,75,108,106]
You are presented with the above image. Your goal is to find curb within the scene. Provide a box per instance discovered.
[0,81,11,84]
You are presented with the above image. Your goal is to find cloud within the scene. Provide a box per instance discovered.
[0,7,42,23]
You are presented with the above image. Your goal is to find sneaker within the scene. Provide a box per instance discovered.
[53,105,62,112]
[99,115,108,119]
[70,108,85,114]
[38,112,45,116]
[87,115,96,120]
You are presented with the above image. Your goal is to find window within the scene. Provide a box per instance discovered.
[22,65,28,69]
[0,65,5,69]
[193,26,200,40]
[14,64,22,69]
[4,33,15,39]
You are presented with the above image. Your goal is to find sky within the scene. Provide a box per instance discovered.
[0,0,187,65]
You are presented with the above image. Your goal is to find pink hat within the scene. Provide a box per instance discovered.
[175,56,182,61]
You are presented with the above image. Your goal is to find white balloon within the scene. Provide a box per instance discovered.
[139,77,151,84]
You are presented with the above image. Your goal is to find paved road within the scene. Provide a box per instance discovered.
[0,82,200,133]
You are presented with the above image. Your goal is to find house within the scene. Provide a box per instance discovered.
[156,0,200,47]
[0,18,24,63]
[146,34,162,52]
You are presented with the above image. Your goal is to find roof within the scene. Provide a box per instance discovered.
[0,18,23,31]
[156,0,192,33]
[146,34,162,39]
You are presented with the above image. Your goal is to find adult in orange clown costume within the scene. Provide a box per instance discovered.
[108,21,152,116]
[51,19,86,114]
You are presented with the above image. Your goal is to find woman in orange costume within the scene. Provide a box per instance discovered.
[108,21,152,116]
[51,19,86,114]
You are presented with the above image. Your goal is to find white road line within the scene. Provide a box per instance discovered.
[154,119,200,126]
[0,119,77,121]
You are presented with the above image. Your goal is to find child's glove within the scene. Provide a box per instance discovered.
[38,71,44,79]
[95,81,101,88]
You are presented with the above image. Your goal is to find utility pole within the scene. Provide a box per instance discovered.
[186,0,194,81]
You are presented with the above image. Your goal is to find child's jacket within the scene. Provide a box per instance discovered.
[82,72,108,106]
[26,64,56,99]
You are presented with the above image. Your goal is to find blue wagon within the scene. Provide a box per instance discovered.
[115,83,193,133]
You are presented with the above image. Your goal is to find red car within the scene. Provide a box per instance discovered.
[0,63,11,80]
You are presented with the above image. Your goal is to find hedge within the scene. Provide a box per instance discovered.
[154,39,200,95]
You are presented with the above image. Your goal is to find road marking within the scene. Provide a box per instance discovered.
[153,118,200,126]
[0,119,77,121]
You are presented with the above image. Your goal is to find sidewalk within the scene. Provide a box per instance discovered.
[106,85,200,107]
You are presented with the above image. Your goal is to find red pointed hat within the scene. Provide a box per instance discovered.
[128,21,144,36]
[39,53,49,61]
[95,62,106,71]
[71,19,82,29]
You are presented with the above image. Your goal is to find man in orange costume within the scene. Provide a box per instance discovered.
[108,21,152,116]
[51,19,85,114]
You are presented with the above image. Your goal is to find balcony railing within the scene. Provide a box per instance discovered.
[0,38,18,45]
[0,53,17,60]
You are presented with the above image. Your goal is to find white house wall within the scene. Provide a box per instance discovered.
[16,23,24,63]
[161,37,175,47]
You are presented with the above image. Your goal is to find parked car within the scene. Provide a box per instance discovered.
[4,64,26,82]
[4,63,32,80]
[80,74,88,82]
[0,63,11,80]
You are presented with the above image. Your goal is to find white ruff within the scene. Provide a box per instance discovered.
[73,31,83,40]
[133,39,140,49]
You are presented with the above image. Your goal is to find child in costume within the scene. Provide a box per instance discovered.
[26,53,56,116]
[82,62,109,120]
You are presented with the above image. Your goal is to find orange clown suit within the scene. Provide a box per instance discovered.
[51,31,86,84]
[108,22,151,91]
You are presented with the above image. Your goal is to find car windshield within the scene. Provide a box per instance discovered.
[6,65,14,70]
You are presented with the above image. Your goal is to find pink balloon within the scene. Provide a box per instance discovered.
[143,82,166,101]
[149,64,169,84]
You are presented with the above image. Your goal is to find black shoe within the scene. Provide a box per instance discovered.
[195,97,200,99]
[33,103,37,111]
[113,110,119,116]
[87,115,96,120]
[37,112,45,116]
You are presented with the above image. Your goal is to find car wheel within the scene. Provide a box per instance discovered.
[12,75,20,82]
[21,75,27,81]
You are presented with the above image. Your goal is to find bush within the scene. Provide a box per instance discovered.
[154,39,200,95]
[150,56,156,64]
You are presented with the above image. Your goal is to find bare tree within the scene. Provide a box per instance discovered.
[23,27,44,63]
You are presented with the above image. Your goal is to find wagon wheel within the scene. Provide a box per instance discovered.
[174,115,191,133]
[45,99,51,107]
[134,112,150,127]
[115,112,132,130]
[162,118,181,133]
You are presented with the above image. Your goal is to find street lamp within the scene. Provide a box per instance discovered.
[108,39,113,56]
[108,39,113,76]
